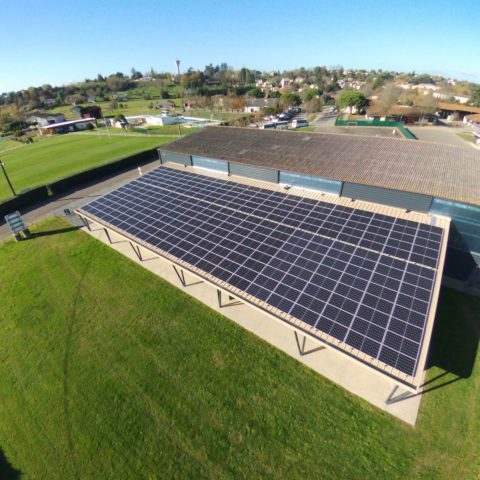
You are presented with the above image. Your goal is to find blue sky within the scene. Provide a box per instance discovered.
[1,0,479,92]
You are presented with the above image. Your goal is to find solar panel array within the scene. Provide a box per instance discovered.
[80,167,445,381]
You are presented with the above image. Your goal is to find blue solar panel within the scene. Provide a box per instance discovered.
[79,167,446,380]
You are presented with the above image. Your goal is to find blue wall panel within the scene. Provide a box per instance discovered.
[280,171,342,195]
[192,156,229,173]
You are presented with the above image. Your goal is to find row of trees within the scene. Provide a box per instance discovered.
[1,63,479,121]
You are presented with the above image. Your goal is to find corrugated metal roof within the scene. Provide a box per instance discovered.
[162,127,480,206]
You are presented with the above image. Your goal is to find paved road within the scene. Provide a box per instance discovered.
[407,126,477,148]
[0,158,161,242]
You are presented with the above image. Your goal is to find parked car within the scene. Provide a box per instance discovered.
[291,119,309,128]
[275,121,289,130]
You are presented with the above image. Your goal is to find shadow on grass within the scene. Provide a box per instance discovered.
[29,226,81,238]
[387,287,479,404]
[427,287,479,378]
[0,448,22,479]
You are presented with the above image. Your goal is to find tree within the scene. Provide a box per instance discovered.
[416,94,438,116]
[470,86,480,107]
[247,87,264,98]
[0,105,21,132]
[280,92,301,108]
[377,83,402,115]
[336,90,367,113]
[303,88,322,102]
[130,67,143,80]
[411,74,434,85]
[372,72,394,90]
[267,90,281,98]
[239,68,254,84]
[231,97,245,111]
[304,97,324,113]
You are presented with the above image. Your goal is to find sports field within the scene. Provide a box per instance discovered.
[0,217,478,479]
[0,134,175,201]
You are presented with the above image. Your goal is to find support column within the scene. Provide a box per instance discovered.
[385,385,414,405]
[294,331,325,356]
[217,289,243,308]
[129,242,143,261]
[81,216,91,231]
[104,228,113,244]
[172,265,203,287]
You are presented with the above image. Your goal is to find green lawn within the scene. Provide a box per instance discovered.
[0,138,21,153]
[47,98,247,122]
[0,217,478,479]
[47,98,182,118]
[456,132,475,145]
[292,126,316,132]
[0,134,175,201]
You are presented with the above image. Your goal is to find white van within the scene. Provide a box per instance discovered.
[292,119,309,128]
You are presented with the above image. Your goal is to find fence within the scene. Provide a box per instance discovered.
[335,117,417,140]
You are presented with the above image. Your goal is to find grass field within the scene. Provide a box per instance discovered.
[47,98,248,122]
[0,217,478,479]
[292,126,316,132]
[457,132,475,145]
[0,138,21,153]
[0,134,174,201]
[47,98,180,118]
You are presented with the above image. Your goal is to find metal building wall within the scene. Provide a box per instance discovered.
[229,163,278,183]
[192,156,229,174]
[159,150,192,166]
[279,171,342,195]
[341,183,433,212]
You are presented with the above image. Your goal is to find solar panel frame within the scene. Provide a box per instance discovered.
[77,166,449,390]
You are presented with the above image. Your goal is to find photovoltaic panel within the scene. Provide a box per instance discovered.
[79,167,447,386]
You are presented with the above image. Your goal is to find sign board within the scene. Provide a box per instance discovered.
[4,211,26,234]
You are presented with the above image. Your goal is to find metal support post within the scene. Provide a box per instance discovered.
[173,265,203,287]
[217,289,243,308]
[129,242,143,261]
[104,228,113,244]
[293,331,325,356]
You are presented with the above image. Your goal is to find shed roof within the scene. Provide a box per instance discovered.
[162,126,480,206]
[40,118,96,129]
[437,102,480,114]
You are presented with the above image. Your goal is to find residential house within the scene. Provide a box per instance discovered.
[39,118,95,135]
[25,112,65,126]
[243,98,279,113]
[155,100,176,110]
[464,113,480,129]
[72,105,103,119]
[280,78,293,89]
